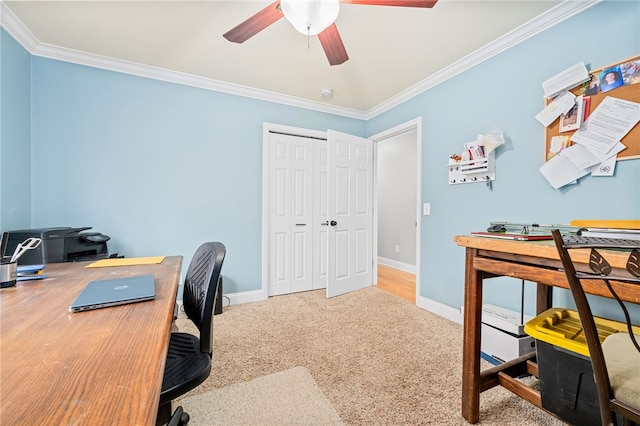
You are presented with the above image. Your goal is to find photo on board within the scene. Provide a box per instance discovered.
[620,59,640,85]
[579,74,600,95]
[599,65,625,92]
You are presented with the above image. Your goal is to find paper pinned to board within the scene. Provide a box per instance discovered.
[539,151,590,189]
[535,91,576,127]
[562,141,625,170]
[86,256,166,268]
[542,62,590,99]
[570,96,640,153]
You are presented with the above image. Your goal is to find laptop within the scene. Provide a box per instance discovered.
[69,274,156,312]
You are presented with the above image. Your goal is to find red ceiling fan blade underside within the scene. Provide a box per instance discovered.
[318,23,349,66]
[223,0,438,65]
[340,0,437,7]
[223,1,284,43]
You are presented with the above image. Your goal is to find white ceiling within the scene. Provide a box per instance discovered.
[3,0,583,116]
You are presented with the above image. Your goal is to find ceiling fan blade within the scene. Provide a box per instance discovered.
[318,23,349,66]
[340,0,438,7]
[223,1,284,43]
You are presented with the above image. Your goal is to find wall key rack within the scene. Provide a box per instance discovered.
[448,151,495,185]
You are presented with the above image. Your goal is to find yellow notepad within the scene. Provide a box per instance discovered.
[86,256,166,268]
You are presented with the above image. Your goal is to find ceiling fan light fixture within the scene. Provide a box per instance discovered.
[280,0,340,36]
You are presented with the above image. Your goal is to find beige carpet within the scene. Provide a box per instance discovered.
[175,286,566,425]
[176,367,343,425]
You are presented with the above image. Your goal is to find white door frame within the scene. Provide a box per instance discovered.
[369,117,422,303]
[262,119,421,302]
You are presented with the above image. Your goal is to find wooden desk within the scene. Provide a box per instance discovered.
[454,235,639,424]
[0,256,183,425]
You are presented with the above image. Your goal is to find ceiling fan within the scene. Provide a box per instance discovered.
[223,0,438,66]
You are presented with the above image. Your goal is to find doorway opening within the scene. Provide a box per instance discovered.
[371,118,421,304]
[261,120,421,303]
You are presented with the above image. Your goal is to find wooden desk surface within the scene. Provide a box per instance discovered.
[454,234,632,270]
[0,256,183,425]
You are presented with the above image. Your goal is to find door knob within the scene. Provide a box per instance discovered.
[330,220,337,227]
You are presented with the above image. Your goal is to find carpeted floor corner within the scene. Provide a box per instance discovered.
[176,366,343,425]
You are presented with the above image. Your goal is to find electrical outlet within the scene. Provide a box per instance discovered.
[395,244,400,253]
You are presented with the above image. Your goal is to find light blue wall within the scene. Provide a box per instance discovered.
[29,58,364,293]
[367,0,640,318]
[0,29,31,231]
[1,1,639,317]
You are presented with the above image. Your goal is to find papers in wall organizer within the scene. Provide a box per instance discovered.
[542,62,590,99]
[570,96,640,153]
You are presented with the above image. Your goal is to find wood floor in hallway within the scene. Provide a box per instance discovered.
[377,264,416,303]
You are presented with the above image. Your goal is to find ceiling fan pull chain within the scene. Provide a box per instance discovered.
[307,25,311,50]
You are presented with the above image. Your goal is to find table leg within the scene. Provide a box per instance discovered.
[462,248,483,424]
[536,283,553,314]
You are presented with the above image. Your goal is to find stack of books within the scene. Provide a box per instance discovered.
[16,264,46,281]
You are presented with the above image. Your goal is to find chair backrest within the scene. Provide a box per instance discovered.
[182,242,226,354]
[551,229,640,425]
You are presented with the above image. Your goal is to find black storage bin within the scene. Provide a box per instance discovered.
[524,308,634,426]
[536,340,600,426]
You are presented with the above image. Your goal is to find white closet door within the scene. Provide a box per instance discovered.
[326,130,374,298]
[268,133,314,296]
[312,140,328,289]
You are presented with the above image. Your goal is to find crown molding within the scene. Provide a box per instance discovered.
[2,1,599,121]
[0,2,366,120]
[364,0,600,120]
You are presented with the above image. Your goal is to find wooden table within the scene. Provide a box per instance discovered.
[454,235,639,424]
[0,256,183,425]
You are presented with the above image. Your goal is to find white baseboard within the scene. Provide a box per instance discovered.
[225,289,267,306]
[417,295,463,325]
[180,289,461,326]
[177,289,266,312]
[377,257,416,274]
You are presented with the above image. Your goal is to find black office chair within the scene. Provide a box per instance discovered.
[156,242,226,425]
[168,406,189,426]
[552,230,640,426]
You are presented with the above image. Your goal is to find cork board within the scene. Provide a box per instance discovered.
[544,55,640,162]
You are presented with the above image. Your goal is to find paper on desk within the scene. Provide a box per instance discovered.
[542,62,590,99]
[535,91,576,127]
[86,256,166,268]
[539,151,590,189]
[570,97,640,153]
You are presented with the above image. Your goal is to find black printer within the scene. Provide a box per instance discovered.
[1,227,111,265]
